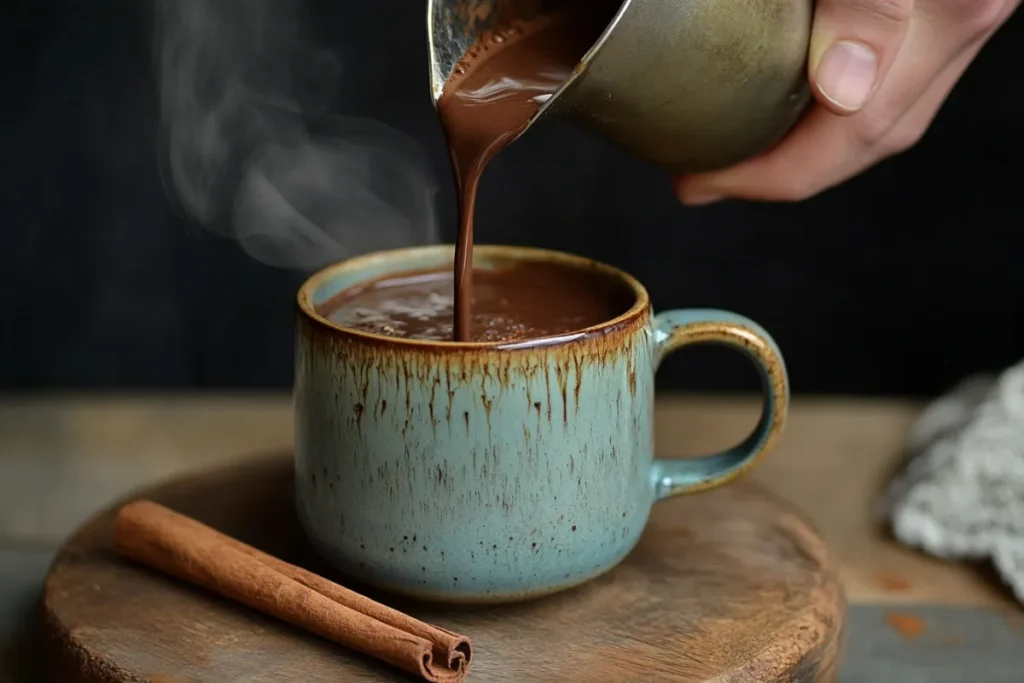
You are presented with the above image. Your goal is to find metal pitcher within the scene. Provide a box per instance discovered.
[427,0,813,173]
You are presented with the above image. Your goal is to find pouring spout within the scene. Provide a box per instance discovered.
[426,0,572,104]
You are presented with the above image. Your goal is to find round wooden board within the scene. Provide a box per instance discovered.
[41,453,846,683]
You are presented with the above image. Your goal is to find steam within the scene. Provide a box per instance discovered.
[155,0,440,270]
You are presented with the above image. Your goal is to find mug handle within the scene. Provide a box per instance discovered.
[650,309,789,499]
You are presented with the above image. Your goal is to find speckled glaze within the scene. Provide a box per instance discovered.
[295,245,789,603]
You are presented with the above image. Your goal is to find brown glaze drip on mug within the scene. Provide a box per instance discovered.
[317,261,635,343]
[437,6,614,341]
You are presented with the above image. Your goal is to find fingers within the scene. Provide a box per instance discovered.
[918,0,1016,44]
[673,8,980,205]
[809,0,915,114]
[674,0,1019,205]
[875,31,991,156]
[674,48,942,206]
[675,108,863,204]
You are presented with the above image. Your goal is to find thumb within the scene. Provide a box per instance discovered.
[809,0,913,114]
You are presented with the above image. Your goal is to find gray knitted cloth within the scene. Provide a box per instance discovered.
[883,362,1024,604]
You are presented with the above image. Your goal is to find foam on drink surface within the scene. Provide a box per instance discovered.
[317,263,635,343]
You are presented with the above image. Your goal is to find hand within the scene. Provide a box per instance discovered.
[675,0,1020,205]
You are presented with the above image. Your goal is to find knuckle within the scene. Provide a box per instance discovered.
[772,176,821,202]
[833,0,913,29]
[856,109,900,147]
[952,0,1008,37]
[880,127,924,156]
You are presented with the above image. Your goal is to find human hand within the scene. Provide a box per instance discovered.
[675,0,1020,205]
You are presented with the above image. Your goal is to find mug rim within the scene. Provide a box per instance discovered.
[296,244,650,349]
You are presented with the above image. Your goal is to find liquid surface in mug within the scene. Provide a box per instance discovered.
[317,261,635,342]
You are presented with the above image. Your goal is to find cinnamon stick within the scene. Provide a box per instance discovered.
[113,500,472,683]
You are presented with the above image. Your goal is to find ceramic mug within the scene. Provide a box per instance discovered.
[294,245,788,603]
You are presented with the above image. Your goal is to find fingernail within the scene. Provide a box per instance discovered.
[816,41,878,112]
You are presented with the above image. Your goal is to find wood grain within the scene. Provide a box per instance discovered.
[42,453,845,682]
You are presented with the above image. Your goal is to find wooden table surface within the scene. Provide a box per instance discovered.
[1,394,1022,681]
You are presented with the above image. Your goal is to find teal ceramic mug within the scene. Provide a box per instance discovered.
[295,245,788,603]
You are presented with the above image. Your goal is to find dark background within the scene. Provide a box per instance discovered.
[3,0,1021,396]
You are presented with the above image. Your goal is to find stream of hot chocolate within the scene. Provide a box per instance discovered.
[437,9,612,341]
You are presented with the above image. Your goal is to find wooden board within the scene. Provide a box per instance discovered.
[41,452,846,682]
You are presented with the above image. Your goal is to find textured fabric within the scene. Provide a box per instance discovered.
[884,362,1024,604]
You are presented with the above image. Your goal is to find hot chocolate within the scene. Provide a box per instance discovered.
[437,3,618,340]
[317,261,634,343]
